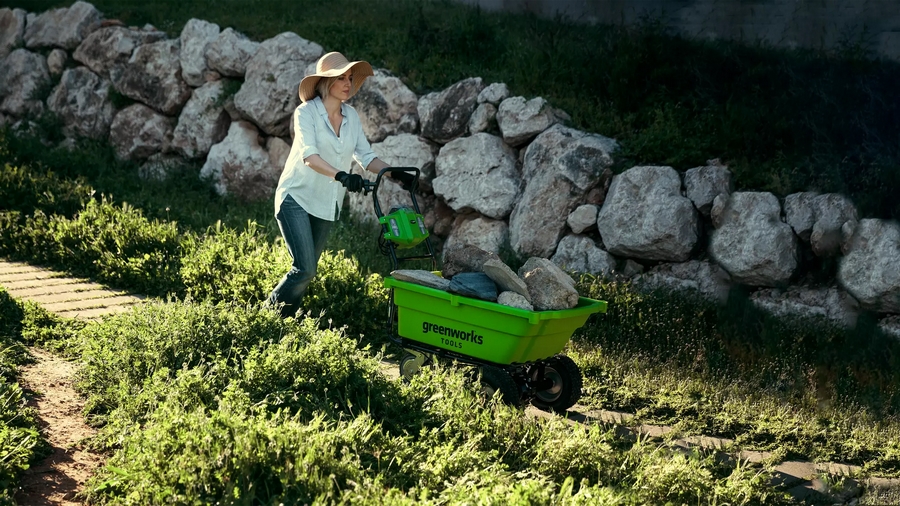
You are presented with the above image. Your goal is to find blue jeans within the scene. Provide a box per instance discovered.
[268,195,333,317]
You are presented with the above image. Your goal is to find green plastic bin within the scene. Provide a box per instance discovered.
[384,277,607,365]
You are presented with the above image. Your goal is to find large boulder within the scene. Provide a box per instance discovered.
[509,124,618,258]
[442,216,509,259]
[0,49,50,117]
[838,219,900,313]
[0,8,26,60]
[201,120,278,202]
[110,38,192,116]
[46,66,117,140]
[809,194,858,257]
[233,32,322,137]
[350,68,419,143]
[709,192,798,286]
[73,25,167,78]
[683,161,733,216]
[179,18,220,87]
[432,133,519,219]
[637,260,732,303]
[205,27,259,77]
[418,77,483,144]
[551,235,616,276]
[108,103,174,161]
[750,286,859,327]
[496,96,566,147]
[23,1,100,50]
[597,166,699,262]
[171,80,232,158]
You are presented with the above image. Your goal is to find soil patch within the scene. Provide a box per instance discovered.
[13,348,104,505]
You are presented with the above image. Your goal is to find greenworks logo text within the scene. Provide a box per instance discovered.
[421,321,484,345]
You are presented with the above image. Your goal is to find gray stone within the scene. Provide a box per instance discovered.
[509,124,618,258]
[419,77,483,144]
[597,165,699,262]
[497,96,565,146]
[206,27,259,77]
[0,49,50,117]
[498,291,533,311]
[838,219,900,313]
[684,161,733,216]
[109,38,192,115]
[46,66,117,140]
[709,192,799,287]
[442,217,509,260]
[24,1,100,50]
[551,235,616,276]
[478,82,509,104]
[390,269,451,291]
[179,18,220,87]
[73,25,168,79]
[468,102,496,134]
[0,8,26,60]
[518,257,579,311]
[46,48,67,76]
[200,120,276,202]
[567,204,599,234]
[108,103,174,161]
[171,80,231,158]
[233,32,322,136]
[483,258,530,301]
[350,68,419,143]
[441,245,501,279]
[433,133,519,219]
[637,260,732,303]
[448,272,498,301]
[784,191,819,241]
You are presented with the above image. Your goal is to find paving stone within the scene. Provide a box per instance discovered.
[43,295,143,312]
[0,262,49,275]
[771,460,818,488]
[27,289,130,304]
[0,271,67,283]
[5,282,107,298]
[56,304,136,320]
[2,277,84,290]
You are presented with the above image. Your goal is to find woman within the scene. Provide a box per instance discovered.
[268,51,414,318]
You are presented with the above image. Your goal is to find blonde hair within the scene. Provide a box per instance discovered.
[316,76,337,99]
[316,72,357,99]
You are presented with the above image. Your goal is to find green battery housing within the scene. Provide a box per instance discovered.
[379,207,429,248]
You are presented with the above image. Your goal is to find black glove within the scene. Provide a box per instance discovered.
[393,171,417,191]
[334,171,364,192]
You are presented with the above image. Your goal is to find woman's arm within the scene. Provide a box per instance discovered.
[365,158,390,174]
[304,154,342,178]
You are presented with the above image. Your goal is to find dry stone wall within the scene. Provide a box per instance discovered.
[0,2,898,338]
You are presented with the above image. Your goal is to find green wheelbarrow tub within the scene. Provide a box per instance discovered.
[384,277,607,365]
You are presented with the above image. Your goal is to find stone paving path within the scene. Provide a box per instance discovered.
[2,258,898,504]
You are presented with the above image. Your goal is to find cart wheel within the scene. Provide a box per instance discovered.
[398,351,429,382]
[531,355,582,413]
[478,366,522,407]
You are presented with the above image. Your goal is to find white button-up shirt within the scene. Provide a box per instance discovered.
[274,97,377,220]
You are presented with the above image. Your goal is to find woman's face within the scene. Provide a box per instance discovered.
[329,71,353,102]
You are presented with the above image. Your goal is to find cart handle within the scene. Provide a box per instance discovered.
[363,167,422,219]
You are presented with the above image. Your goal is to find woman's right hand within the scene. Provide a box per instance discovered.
[334,171,364,192]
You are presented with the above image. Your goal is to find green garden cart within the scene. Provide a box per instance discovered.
[365,168,607,412]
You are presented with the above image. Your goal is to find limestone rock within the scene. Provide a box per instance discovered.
[483,258,530,301]
[46,66,117,140]
[390,270,451,291]
[498,291,533,311]
[441,245,501,279]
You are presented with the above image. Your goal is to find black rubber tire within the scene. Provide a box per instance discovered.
[479,365,522,407]
[530,355,582,413]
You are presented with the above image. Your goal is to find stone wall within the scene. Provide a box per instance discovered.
[456,0,900,61]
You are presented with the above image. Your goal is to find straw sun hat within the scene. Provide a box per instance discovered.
[298,51,374,103]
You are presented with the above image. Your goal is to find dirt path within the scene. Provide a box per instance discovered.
[14,348,104,505]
